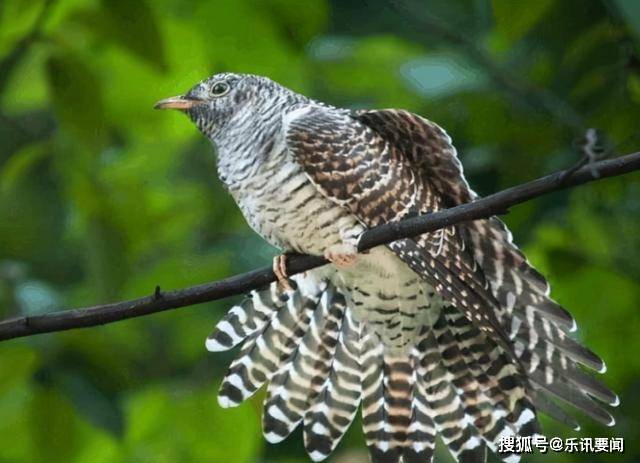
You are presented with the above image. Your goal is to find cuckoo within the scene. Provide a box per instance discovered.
[155,73,617,463]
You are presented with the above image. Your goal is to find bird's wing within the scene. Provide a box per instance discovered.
[353,109,476,206]
[353,108,575,330]
[352,109,616,425]
[284,106,511,350]
[285,106,616,427]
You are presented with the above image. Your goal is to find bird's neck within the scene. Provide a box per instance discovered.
[213,98,299,192]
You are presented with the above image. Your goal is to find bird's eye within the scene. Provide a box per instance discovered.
[210,82,230,97]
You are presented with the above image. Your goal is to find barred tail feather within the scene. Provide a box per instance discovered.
[216,276,325,407]
[507,311,605,373]
[262,286,345,444]
[528,369,615,426]
[360,330,389,460]
[428,316,488,462]
[209,277,537,463]
[206,282,287,352]
[430,307,539,463]
[378,354,413,461]
[303,306,362,460]
[414,329,487,463]
[530,386,580,430]
[463,217,617,428]
[404,387,436,463]
[206,269,613,463]
[463,218,576,332]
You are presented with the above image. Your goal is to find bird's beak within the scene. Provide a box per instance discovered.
[154,95,205,110]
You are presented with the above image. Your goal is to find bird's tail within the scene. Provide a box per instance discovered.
[205,270,563,463]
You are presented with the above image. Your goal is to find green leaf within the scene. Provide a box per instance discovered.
[46,51,107,149]
[492,0,555,42]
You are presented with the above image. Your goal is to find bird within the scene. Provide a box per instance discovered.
[155,73,618,463]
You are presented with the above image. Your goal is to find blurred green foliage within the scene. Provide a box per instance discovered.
[1,0,639,462]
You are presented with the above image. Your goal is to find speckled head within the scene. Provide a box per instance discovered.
[154,73,301,146]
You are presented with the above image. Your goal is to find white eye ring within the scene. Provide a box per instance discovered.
[210,82,230,97]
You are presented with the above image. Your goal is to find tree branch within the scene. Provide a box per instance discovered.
[1,151,639,342]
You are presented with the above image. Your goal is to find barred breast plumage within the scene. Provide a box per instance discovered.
[155,72,618,463]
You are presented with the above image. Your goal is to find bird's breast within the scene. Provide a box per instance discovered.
[227,149,355,255]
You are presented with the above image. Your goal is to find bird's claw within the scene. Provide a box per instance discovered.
[273,254,294,291]
[324,243,358,269]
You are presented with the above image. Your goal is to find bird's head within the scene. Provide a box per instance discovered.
[155,73,296,145]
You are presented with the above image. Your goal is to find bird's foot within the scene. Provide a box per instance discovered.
[272,254,294,291]
[324,243,358,269]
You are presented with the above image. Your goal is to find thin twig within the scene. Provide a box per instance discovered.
[0,151,638,342]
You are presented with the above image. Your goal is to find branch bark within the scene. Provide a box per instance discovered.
[1,151,639,342]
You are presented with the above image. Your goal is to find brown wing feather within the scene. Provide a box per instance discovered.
[353,109,576,331]
[352,108,616,424]
[353,109,475,206]
[285,107,511,349]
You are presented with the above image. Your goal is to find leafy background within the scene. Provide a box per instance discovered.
[1,0,639,462]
